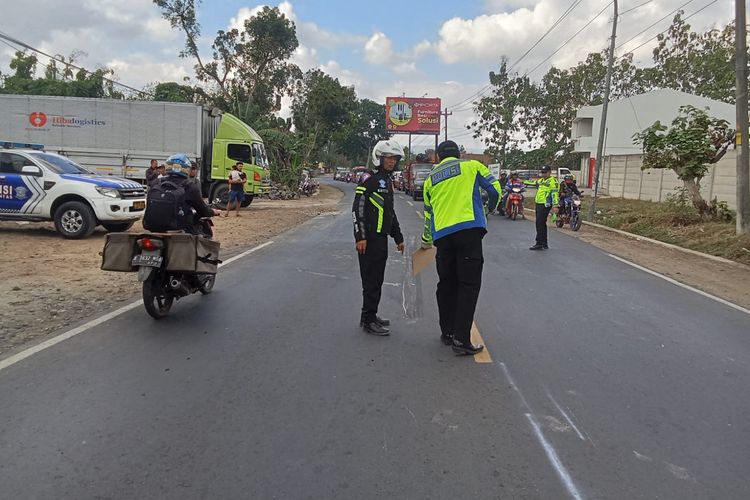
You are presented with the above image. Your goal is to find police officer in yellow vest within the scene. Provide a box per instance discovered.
[421,140,502,355]
[524,165,560,250]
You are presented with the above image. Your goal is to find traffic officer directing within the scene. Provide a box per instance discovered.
[421,140,502,355]
[353,140,405,336]
[524,165,560,250]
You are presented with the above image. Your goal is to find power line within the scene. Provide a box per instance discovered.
[445,0,587,111]
[620,0,654,16]
[617,0,718,58]
[0,30,152,97]
[525,1,614,77]
[615,0,697,51]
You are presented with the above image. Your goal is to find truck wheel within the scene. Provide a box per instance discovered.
[240,194,254,208]
[54,201,97,239]
[210,183,230,210]
[101,221,135,232]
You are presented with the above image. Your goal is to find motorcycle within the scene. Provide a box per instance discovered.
[505,187,526,220]
[133,216,220,319]
[555,194,583,231]
[298,177,319,197]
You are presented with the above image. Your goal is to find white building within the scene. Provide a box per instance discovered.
[571,89,738,208]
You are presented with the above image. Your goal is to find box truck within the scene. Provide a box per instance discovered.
[0,94,270,208]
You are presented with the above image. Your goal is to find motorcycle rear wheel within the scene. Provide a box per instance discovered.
[143,272,174,319]
[198,274,216,294]
[511,205,518,220]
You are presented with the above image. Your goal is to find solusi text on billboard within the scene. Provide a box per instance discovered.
[385,97,441,134]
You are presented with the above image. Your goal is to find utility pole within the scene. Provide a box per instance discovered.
[441,108,453,141]
[736,0,750,234]
[588,0,618,222]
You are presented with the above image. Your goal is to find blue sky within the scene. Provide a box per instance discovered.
[1,0,735,152]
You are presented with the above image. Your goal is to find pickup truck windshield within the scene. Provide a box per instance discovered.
[29,152,92,174]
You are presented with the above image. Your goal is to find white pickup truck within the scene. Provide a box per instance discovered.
[0,143,146,238]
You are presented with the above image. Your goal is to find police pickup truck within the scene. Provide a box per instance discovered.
[0,142,146,238]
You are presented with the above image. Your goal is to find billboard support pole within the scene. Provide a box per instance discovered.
[408,133,412,160]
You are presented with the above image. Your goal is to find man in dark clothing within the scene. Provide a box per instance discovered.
[145,159,160,188]
[558,174,582,216]
[144,161,218,235]
[353,140,405,336]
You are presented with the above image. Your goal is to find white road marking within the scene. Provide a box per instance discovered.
[415,210,423,218]
[547,392,587,441]
[406,200,414,206]
[296,269,347,279]
[0,240,276,373]
[500,363,584,499]
[525,413,585,500]
[607,254,750,317]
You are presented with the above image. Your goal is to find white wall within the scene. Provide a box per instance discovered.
[597,150,739,209]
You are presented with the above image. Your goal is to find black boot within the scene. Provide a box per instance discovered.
[361,321,390,336]
[440,333,454,346]
[452,339,484,355]
[529,244,546,250]
[374,316,390,326]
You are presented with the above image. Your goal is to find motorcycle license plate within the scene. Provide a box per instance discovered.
[132,254,163,267]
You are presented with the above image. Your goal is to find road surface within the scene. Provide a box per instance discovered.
[1,179,748,499]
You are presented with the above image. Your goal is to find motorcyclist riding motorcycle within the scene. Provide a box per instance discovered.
[496,171,509,214]
[558,174,582,216]
[143,154,220,236]
[501,171,525,211]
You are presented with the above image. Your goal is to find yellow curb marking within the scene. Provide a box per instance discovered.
[471,322,492,363]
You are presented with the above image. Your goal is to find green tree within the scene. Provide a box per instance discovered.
[633,105,735,214]
[651,12,736,103]
[292,69,357,163]
[335,98,389,165]
[152,81,195,102]
[154,0,300,119]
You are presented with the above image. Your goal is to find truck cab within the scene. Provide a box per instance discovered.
[208,114,270,208]
[0,142,146,238]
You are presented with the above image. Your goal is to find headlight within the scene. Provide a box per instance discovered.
[96,187,120,198]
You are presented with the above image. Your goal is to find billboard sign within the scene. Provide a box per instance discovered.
[385,97,441,134]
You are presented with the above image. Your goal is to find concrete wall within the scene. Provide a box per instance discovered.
[597,150,739,209]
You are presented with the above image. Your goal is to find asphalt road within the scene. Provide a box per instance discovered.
[1,179,748,499]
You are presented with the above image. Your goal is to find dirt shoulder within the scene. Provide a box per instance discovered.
[0,184,344,356]
[525,209,750,310]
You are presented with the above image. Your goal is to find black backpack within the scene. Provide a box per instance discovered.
[143,179,188,232]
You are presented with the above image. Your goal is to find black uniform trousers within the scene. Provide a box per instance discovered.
[358,234,389,323]
[535,203,552,246]
[435,228,484,344]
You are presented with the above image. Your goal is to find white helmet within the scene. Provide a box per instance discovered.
[371,140,404,167]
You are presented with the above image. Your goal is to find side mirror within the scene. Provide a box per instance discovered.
[21,165,42,176]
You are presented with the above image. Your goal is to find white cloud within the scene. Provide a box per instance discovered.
[364,32,395,65]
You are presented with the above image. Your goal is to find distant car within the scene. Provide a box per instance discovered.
[392,171,403,190]
[412,170,430,201]
[334,168,349,181]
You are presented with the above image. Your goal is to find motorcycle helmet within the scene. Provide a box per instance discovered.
[510,170,518,177]
[564,174,574,184]
[540,165,551,173]
[371,140,404,168]
[165,153,191,176]
[436,140,460,160]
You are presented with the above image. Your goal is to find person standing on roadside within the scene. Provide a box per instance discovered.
[353,140,405,336]
[421,140,501,355]
[145,159,160,188]
[188,162,202,191]
[224,162,245,217]
[524,165,559,250]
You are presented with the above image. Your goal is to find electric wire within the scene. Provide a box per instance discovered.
[620,0,654,16]
[0,30,152,97]
[615,0,697,51]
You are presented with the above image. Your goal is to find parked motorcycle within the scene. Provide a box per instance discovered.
[505,187,526,220]
[555,194,583,231]
[298,177,319,197]
[133,217,221,319]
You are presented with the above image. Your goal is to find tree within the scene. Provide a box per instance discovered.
[651,12,736,103]
[335,98,389,165]
[292,69,357,164]
[634,105,735,214]
[152,81,195,102]
[154,0,300,119]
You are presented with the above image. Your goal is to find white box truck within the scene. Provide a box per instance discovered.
[0,94,270,208]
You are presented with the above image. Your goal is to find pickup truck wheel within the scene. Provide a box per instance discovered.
[54,201,97,239]
[210,183,230,210]
[101,221,135,232]
[240,194,254,208]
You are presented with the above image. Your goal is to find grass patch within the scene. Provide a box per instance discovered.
[521,193,750,265]
[589,197,750,266]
